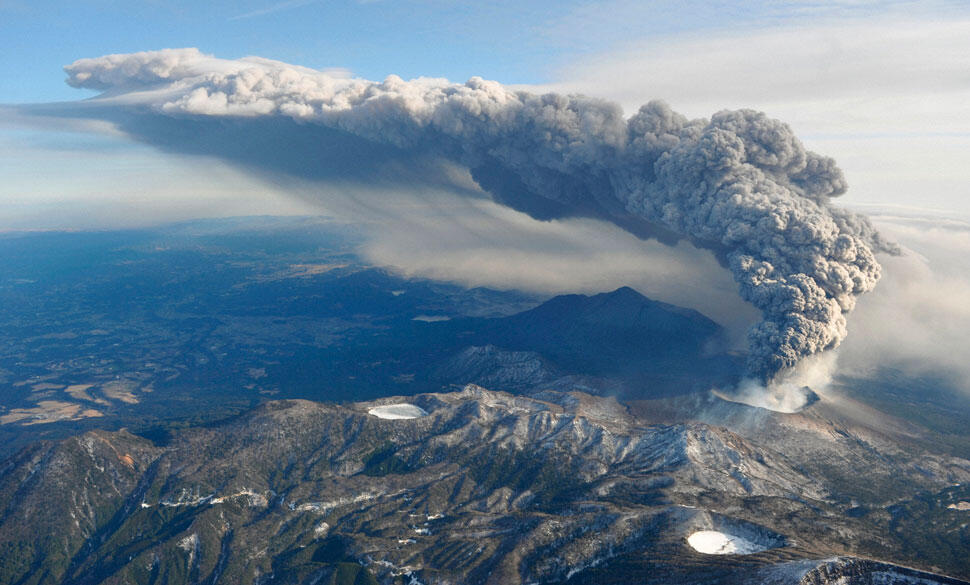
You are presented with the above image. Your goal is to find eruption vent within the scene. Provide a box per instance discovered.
[64,48,898,381]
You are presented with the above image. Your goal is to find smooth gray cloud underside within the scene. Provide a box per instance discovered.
[64,49,898,381]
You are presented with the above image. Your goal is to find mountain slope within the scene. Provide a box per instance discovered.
[426,286,739,396]
[1,387,968,585]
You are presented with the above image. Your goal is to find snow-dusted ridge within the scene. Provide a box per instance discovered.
[12,385,970,584]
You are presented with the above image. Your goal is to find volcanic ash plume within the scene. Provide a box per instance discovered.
[64,48,898,382]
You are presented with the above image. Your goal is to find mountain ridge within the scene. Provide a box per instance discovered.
[2,385,968,584]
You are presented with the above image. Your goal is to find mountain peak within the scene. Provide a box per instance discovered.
[604,285,641,298]
[453,285,735,396]
[504,285,722,351]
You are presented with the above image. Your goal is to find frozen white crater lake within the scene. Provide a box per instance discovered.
[686,530,767,555]
[367,404,429,420]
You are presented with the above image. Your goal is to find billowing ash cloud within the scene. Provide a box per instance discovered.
[64,48,898,381]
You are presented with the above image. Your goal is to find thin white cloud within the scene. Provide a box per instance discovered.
[230,0,320,21]
[544,17,970,129]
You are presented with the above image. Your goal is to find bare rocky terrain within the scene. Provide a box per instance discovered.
[2,385,968,585]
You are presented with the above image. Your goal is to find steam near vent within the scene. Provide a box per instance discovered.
[64,48,899,382]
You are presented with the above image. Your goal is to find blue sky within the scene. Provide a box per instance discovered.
[0,0,643,103]
[1,0,936,104]
[1,0,569,102]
